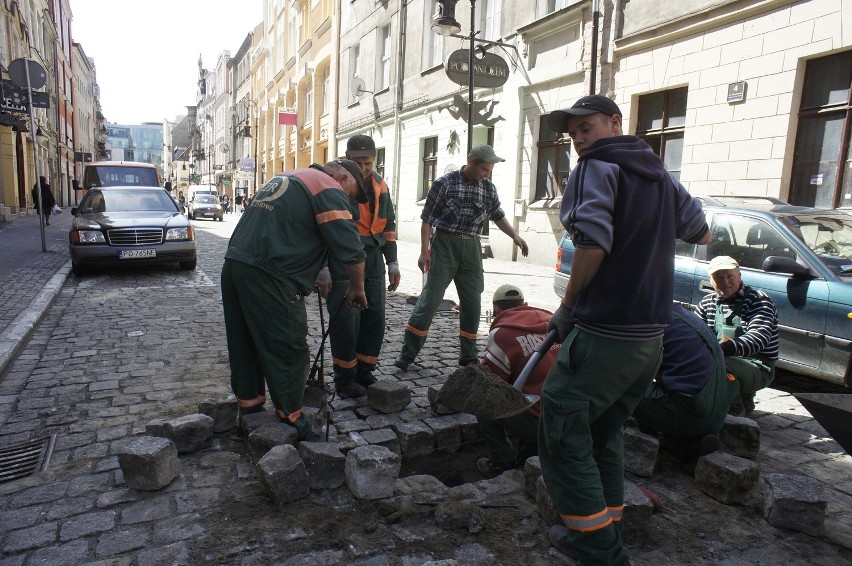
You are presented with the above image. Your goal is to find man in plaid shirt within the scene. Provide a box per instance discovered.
[395,144,528,369]
[696,255,779,416]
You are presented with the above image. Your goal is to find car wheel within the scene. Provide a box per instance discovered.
[188,211,194,220]
[179,258,197,271]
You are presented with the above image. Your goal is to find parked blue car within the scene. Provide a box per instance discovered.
[554,196,852,387]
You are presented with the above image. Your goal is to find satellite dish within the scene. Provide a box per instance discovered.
[350,77,372,99]
[444,164,458,173]
[220,143,230,153]
[8,58,47,89]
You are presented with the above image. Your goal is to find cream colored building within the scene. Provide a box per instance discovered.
[333,0,851,268]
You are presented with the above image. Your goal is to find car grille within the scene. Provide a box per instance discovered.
[107,228,164,246]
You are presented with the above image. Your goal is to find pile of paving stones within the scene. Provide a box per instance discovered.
[114,383,829,541]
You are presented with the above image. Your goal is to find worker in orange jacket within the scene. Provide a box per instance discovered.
[316,135,401,398]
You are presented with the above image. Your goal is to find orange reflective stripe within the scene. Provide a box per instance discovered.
[382,231,396,242]
[316,210,352,224]
[332,357,357,369]
[356,353,379,364]
[236,395,266,408]
[406,324,428,337]
[459,330,478,340]
[562,508,613,532]
[276,407,303,424]
[607,506,624,522]
[727,373,737,381]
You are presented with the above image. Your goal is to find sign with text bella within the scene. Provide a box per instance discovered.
[278,109,297,126]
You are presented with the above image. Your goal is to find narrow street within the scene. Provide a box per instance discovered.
[0,212,849,565]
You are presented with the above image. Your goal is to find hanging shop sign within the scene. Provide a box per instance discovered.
[445,49,510,89]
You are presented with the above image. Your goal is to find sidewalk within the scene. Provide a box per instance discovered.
[0,210,72,374]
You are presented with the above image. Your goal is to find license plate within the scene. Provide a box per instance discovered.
[119,249,156,259]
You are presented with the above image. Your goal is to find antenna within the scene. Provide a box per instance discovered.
[349,77,373,100]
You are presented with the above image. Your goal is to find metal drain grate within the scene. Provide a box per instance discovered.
[0,434,56,483]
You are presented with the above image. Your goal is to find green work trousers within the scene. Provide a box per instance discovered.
[632,360,738,459]
[478,412,539,468]
[539,328,663,566]
[221,259,308,417]
[401,230,484,363]
[327,246,386,384]
[726,356,774,398]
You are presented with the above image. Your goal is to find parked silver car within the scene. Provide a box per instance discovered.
[69,187,197,276]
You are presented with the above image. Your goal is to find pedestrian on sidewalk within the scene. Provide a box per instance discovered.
[221,160,368,440]
[315,135,401,398]
[395,144,529,370]
[541,95,710,564]
[31,176,56,226]
[476,284,559,478]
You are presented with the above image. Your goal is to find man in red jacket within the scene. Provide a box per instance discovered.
[477,285,561,477]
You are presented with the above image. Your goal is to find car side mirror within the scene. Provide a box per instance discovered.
[763,256,815,279]
[71,207,79,216]
[164,181,172,191]
[72,180,81,191]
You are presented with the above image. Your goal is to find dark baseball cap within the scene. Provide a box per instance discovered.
[332,159,368,204]
[346,134,376,158]
[548,95,623,133]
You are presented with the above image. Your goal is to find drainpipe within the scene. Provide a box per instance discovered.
[589,0,600,95]
[391,0,407,210]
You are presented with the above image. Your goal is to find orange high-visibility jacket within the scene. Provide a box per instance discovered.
[352,172,397,263]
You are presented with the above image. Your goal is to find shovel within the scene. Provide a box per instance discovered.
[492,329,558,419]
[435,329,557,420]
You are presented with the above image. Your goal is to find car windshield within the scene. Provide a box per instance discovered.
[779,214,852,275]
[196,194,218,204]
[80,189,179,213]
[85,166,159,187]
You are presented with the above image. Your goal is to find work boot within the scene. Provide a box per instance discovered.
[728,396,747,417]
[394,354,414,370]
[548,525,578,560]
[335,380,366,399]
[291,414,312,441]
[742,391,756,416]
[356,371,377,387]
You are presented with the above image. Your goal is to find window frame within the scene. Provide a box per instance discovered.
[535,114,572,201]
[421,136,439,200]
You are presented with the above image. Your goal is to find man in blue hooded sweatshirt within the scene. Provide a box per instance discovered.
[541,95,711,565]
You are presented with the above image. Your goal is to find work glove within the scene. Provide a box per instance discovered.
[315,266,332,298]
[387,262,401,292]
[548,302,576,343]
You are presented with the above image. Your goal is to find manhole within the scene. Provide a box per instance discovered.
[0,434,56,483]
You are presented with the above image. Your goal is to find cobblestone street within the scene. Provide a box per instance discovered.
[0,213,850,565]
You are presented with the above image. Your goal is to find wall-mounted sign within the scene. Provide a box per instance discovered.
[446,49,510,89]
[727,81,747,103]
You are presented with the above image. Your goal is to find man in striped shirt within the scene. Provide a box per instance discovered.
[695,255,779,416]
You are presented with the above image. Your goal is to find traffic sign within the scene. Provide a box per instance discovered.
[8,59,47,90]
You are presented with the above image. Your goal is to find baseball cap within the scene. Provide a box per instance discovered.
[333,159,368,204]
[468,144,505,163]
[493,284,524,303]
[346,134,376,158]
[708,255,740,274]
[548,95,623,133]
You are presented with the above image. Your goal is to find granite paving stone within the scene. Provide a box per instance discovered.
[58,510,117,541]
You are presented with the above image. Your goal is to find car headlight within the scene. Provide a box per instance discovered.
[71,230,106,244]
[166,226,194,241]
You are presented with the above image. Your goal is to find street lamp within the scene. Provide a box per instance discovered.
[431,1,513,155]
[35,126,48,146]
[242,98,260,197]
